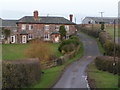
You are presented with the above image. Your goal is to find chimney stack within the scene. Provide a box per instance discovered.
[34,10,39,19]
[69,14,73,22]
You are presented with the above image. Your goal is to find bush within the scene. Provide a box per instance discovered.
[58,39,80,53]
[77,26,100,38]
[70,36,79,40]
[2,58,41,88]
[95,56,120,75]
[25,40,53,65]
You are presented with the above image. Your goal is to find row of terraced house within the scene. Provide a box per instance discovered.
[0,11,76,44]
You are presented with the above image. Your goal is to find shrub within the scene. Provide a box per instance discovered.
[76,26,100,38]
[2,58,41,88]
[25,40,53,65]
[95,56,120,75]
[70,36,79,40]
[58,39,80,53]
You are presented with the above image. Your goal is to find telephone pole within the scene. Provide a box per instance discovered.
[99,12,104,17]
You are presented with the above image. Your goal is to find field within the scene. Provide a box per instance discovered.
[105,25,119,38]
[87,62,119,88]
[2,43,62,60]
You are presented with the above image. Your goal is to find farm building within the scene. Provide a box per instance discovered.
[82,17,117,24]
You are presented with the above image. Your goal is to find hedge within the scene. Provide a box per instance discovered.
[95,56,120,75]
[99,31,120,56]
[58,38,80,53]
[77,26,100,38]
[2,58,41,88]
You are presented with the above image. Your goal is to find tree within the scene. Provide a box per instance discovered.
[59,25,66,41]
[101,22,105,31]
[4,29,11,40]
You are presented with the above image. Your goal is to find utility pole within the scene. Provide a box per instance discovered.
[113,19,116,67]
[99,12,104,17]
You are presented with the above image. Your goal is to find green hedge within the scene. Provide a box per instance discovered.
[58,38,80,53]
[99,32,120,56]
[2,58,41,88]
[77,26,100,38]
[95,56,120,75]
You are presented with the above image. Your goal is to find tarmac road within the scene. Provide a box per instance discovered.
[53,33,101,88]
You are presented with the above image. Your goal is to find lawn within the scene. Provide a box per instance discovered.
[87,62,119,88]
[2,43,62,60]
[31,42,84,88]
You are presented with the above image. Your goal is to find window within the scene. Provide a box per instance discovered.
[28,34,32,39]
[65,25,69,31]
[29,25,33,30]
[55,26,59,31]
[0,35,5,39]
[13,29,17,32]
[44,34,49,40]
[22,24,26,30]
[45,25,49,30]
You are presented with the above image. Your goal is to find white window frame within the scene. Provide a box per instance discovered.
[22,24,26,30]
[65,25,69,31]
[29,25,33,30]
[28,34,32,39]
[0,35,5,39]
[55,25,59,31]
[45,25,49,30]
[44,34,49,40]
[11,35,15,43]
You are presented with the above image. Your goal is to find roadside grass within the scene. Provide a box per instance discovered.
[87,62,119,88]
[2,43,62,60]
[31,42,84,88]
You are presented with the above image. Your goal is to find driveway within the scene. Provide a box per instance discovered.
[53,33,101,88]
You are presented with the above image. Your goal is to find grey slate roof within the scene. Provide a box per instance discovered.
[85,17,117,22]
[2,20,18,27]
[17,16,76,25]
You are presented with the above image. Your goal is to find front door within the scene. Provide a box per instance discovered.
[22,35,27,43]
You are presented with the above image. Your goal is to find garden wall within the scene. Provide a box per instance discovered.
[41,45,80,69]
[2,58,41,88]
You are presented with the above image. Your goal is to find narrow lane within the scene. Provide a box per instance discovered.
[53,33,101,88]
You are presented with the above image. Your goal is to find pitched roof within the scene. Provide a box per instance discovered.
[84,17,117,22]
[17,16,76,25]
[2,20,18,27]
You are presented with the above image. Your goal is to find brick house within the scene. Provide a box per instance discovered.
[1,11,76,44]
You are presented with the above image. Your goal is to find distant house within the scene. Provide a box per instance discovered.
[82,17,117,24]
[1,11,76,44]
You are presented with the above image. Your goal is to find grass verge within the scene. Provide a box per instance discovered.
[87,62,119,88]
[31,42,84,88]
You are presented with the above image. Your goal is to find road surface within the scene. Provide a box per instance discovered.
[53,33,101,88]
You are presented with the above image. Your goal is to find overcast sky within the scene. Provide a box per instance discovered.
[0,0,119,24]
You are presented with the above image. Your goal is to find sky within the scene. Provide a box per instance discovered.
[0,0,119,24]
